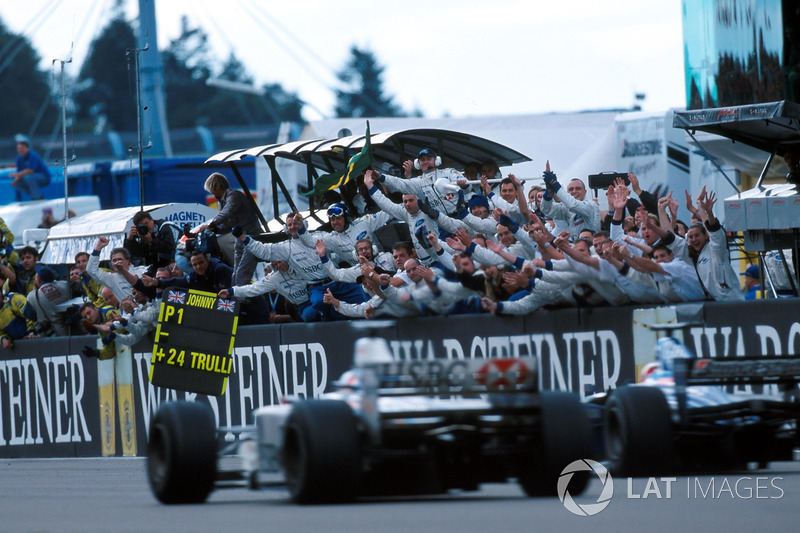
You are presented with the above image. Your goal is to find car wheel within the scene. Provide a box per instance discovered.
[147,401,217,504]
[604,386,673,476]
[518,391,593,497]
[282,400,362,504]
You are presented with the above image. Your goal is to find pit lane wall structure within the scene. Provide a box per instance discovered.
[1,299,798,458]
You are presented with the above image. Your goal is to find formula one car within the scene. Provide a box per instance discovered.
[596,337,800,476]
[147,335,592,504]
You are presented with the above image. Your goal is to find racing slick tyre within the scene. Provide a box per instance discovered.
[604,386,673,477]
[147,401,217,504]
[282,400,362,504]
[518,391,592,497]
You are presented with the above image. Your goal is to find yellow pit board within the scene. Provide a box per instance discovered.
[149,287,240,396]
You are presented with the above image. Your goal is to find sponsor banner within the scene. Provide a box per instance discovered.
[0,337,100,457]
[1,300,797,458]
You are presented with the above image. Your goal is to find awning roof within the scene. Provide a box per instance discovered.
[673,100,800,155]
[41,203,219,265]
[205,127,531,173]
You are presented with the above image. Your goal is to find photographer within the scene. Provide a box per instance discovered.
[124,211,178,276]
[198,172,262,285]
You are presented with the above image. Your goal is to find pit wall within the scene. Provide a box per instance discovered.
[1,299,797,458]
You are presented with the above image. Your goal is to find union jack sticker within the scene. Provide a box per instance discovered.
[167,290,186,304]
[217,299,236,312]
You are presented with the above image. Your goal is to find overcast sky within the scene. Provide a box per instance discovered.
[1,0,687,121]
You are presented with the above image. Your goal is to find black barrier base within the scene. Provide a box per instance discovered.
[1,299,797,458]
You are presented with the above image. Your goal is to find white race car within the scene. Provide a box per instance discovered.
[147,333,593,504]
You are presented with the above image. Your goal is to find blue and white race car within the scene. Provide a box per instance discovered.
[596,337,800,476]
[147,333,593,504]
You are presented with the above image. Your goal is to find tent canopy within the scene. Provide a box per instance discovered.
[206,127,531,174]
[41,203,218,265]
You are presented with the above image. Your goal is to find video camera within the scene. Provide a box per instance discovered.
[588,172,630,190]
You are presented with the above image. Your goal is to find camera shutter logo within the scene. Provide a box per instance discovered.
[558,459,613,516]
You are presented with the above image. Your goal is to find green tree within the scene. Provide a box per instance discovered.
[73,10,137,132]
[0,18,58,137]
[163,18,302,127]
[335,46,412,118]
[160,17,214,128]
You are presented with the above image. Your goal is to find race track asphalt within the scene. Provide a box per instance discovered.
[1,457,798,533]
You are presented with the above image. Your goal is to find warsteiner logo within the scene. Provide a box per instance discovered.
[558,459,613,516]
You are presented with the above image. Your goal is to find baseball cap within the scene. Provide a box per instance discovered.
[14,134,30,146]
[37,266,55,284]
[740,265,760,278]
[417,148,437,158]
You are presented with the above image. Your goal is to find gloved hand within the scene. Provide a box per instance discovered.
[498,214,520,234]
[542,170,561,193]
[82,346,100,359]
[454,191,468,219]
[117,317,128,327]
[417,198,440,220]
[231,225,244,238]
[414,227,431,250]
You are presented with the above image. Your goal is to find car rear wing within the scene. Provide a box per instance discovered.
[358,357,538,446]
[672,355,800,426]
[362,357,538,397]
[674,355,800,387]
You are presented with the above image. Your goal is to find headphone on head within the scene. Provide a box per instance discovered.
[413,149,441,170]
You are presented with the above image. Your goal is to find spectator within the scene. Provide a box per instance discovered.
[377,148,469,216]
[38,207,58,229]
[100,287,120,309]
[394,259,478,315]
[0,291,37,349]
[9,134,51,200]
[296,202,394,267]
[481,174,530,227]
[72,251,108,307]
[235,213,334,322]
[741,264,762,300]
[199,172,262,285]
[453,194,501,244]
[94,287,158,346]
[648,187,743,301]
[540,162,601,238]
[612,242,704,303]
[78,302,122,359]
[220,259,313,323]
[87,237,134,303]
[323,262,418,319]
[364,170,462,266]
[0,216,19,266]
[145,251,232,295]
[26,266,70,337]
[11,246,43,295]
[124,211,179,276]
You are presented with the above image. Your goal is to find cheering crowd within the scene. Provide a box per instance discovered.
[1,149,794,353]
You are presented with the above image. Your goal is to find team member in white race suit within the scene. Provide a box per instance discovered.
[296,202,393,266]
[377,148,469,216]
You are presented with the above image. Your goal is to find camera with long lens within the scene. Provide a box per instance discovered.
[134,223,150,244]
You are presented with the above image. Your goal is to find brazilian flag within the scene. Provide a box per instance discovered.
[303,121,372,197]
